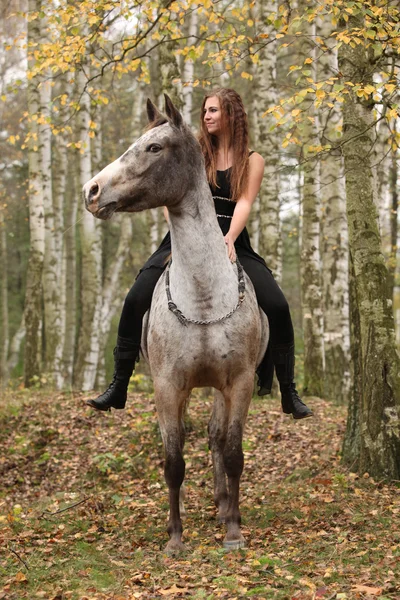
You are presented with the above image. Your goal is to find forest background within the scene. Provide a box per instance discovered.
[1,0,400,477]
[1,1,400,598]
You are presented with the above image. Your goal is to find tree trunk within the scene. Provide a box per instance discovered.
[388,143,398,301]
[338,15,400,479]
[0,207,9,387]
[8,315,26,373]
[52,78,68,388]
[182,10,198,126]
[74,67,103,391]
[24,0,45,387]
[374,120,391,260]
[298,12,324,397]
[253,0,282,282]
[96,216,133,387]
[62,152,78,387]
[342,253,362,467]
[40,76,64,387]
[318,13,350,403]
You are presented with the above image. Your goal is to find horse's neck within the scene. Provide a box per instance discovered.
[168,179,237,298]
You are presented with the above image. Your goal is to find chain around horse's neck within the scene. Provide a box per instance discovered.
[165,259,246,326]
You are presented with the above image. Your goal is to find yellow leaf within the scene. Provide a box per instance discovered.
[159,584,188,596]
[241,71,253,80]
[385,83,396,94]
[291,109,301,116]
[351,585,382,596]
[387,108,399,119]
[304,58,313,64]
[316,89,325,100]
[364,85,376,95]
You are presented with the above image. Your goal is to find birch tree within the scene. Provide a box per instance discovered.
[387,121,398,302]
[181,9,198,126]
[298,5,324,397]
[74,65,103,391]
[338,13,400,479]
[0,206,8,387]
[318,13,350,403]
[253,0,282,282]
[52,77,69,387]
[40,72,64,387]
[24,0,45,387]
[62,151,79,386]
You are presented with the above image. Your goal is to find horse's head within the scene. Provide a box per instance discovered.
[83,95,204,220]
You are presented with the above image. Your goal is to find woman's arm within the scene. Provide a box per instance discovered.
[224,152,265,261]
[163,206,169,224]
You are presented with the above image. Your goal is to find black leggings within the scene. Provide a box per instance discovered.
[118,259,294,347]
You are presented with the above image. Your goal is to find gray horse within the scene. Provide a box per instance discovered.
[83,96,268,554]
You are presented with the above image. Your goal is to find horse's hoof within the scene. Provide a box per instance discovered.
[223,538,246,550]
[164,540,186,555]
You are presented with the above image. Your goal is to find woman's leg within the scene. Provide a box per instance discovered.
[87,267,164,411]
[239,257,312,419]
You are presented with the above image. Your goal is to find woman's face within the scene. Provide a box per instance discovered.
[203,96,223,136]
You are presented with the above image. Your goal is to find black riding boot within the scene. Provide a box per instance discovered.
[271,343,313,420]
[86,337,140,411]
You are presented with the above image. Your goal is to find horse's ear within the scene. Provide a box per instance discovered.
[164,94,183,128]
[146,98,163,123]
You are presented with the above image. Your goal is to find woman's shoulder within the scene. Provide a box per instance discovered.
[249,151,265,169]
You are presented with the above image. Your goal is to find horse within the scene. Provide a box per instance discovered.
[83,95,269,554]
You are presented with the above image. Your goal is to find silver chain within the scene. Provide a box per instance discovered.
[165,259,246,326]
[213,195,235,203]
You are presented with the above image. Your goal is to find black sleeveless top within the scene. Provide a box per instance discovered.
[139,160,268,273]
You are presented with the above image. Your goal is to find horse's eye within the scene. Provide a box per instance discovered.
[147,144,162,153]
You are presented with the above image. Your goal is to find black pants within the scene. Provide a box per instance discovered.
[118,259,294,348]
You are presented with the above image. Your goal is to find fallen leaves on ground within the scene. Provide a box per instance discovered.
[0,389,399,599]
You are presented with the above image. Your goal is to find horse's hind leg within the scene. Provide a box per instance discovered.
[222,375,254,550]
[208,390,229,523]
[154,382,187,555]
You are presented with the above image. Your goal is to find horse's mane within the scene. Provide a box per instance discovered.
[145,116,168,131]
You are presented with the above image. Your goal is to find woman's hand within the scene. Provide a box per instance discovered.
[224,233,236,262]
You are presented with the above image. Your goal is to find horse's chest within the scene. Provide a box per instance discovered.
[145,285,262,389]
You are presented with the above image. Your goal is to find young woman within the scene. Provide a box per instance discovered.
[87,88,312,420]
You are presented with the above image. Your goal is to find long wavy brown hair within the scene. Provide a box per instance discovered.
[199,88,250,201]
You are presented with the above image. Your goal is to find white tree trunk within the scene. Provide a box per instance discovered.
[96,216,133,387]
[298,10,324,396]
[40,76,64,388]
[253,0,282,281]
[74,68,103,391]
[374,120,391,259]
[52,79,68,388]
[182,10,198,126]
[24,0,45,387]
[62,152,78,387]
[7,315,26,373]
[0,207,9,387]
[318,14,350,403]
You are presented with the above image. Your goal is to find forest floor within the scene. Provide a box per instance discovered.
[0,389,399,600]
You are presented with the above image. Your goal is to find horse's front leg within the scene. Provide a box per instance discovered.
[222,375,254,550]
[154,383,187,554]
[208,390,229,523]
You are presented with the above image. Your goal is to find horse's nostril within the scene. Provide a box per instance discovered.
[88,181,100,204]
